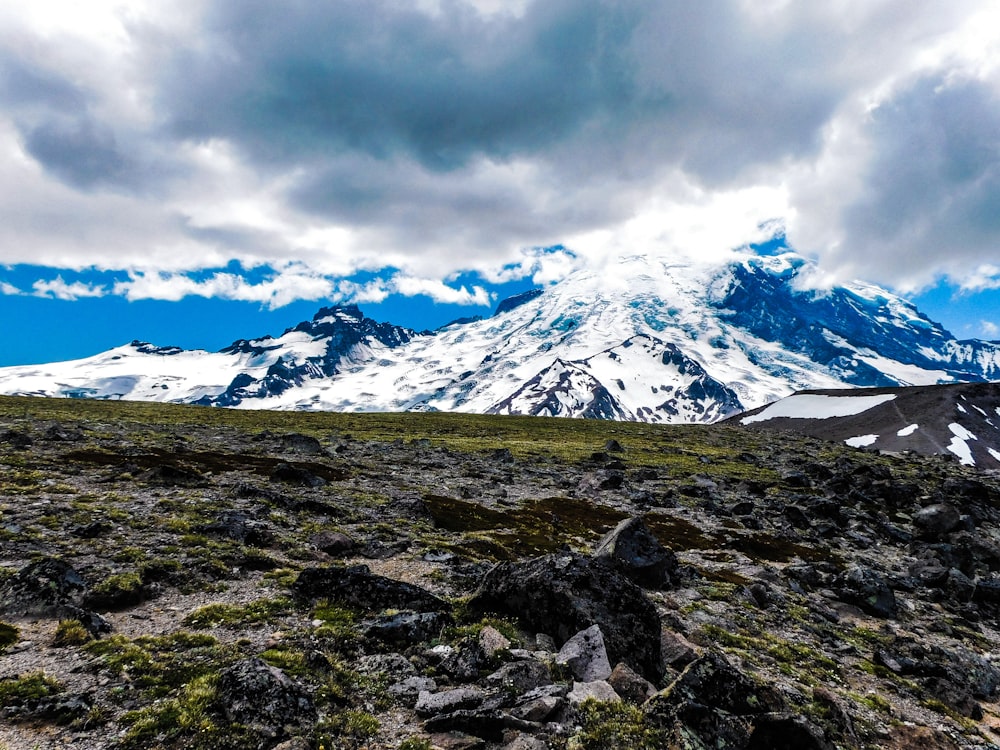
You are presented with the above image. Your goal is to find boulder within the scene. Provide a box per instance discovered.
[308,531,357,556]
[608,663,657,705]
[593,516,680,588]
[364,611,451,645]
[556,625,612,682]
[484,660,553,695]
[388,676,437,708]
[467,552,662,680]
[834,565,898,619]
[415,687,486,718]
[216,658,314,738]
[746,713,834,750]
[567,680,620,705]
[913,504,962,538]
[293,564,447,612]
[0,558,87,616]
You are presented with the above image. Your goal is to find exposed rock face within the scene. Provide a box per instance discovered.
[216,658,315,738]
[467,552,662,680]
[835,565,898,619]
[0,558,87,616]
[593,515,680,588]
[292,564,447,612]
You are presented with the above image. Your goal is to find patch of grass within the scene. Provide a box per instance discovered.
[317,709,380,749]
[0,673,63,705]
[568,699,666,749]
[697,624,838,683]
[53,619,92,647]
[88,571,144,608]
[183,597,294,629]
[117,673,257,750]
[0,621,18,652]
[84,632,230,696]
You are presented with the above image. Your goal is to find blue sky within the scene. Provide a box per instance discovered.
[0,1,998,366]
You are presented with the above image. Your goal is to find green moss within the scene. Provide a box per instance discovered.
[568,699,665,749]
[183,597,294,629]
[84,632,230,695]
[89,571,144,607]
[318,709,380,749]
[398,738,433,750]
[53,619,92,647]
[0,621,17,652]
[0,672,63,705]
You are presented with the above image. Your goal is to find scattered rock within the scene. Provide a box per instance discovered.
[607,662,657,704]
[467,552,662,680]
[389,676,437,707]
[270,463,327,487]
[293,564,447,612]
[0,558,87,616]
[660,628,699,669]
[478,624,511,657]
[484,660,553,695]
[593,516,680,588]
[198,510,275,546]
[834,565,898,618]
[216,658,315,739]
[415,687,486,718]
[556,624,612,682]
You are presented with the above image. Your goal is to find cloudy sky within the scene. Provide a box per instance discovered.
[1,0,999,365]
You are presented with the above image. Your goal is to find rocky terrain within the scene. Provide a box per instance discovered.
[3,395,1000,749]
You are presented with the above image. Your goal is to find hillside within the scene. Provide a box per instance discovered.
[2,397,1000,749]
[733,382,1000,472]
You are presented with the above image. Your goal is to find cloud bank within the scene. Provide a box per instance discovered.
[0,0,997,302]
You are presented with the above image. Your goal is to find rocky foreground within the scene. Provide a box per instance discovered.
[2,397,1000,749]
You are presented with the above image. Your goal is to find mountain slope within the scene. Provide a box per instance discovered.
[731,382,1000,471]
[0,253,997,422]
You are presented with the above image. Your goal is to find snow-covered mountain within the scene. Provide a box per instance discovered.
[1,253,998,422]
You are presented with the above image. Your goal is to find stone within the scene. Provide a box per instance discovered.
[835,565,898,619]
[914,504,962,538]
[607,662,657,705]
[567,680,621,705]
[427,732,487,750]
[478,624,511,657]
[365,611,451,645]
[556,625,612,682]
[484,660,553,695]
[308,531,356,556]
[593,516,680,588]
[440,638,490,681]
[746,713,834,750]
[467,552,662,680]
[216,658,315,738]
[293,564,447,612]
[388,676,437,708]
[660,629,699,668]
[415,687,486,718]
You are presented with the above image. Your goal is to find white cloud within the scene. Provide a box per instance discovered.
[0,281,21,295]
[982,320,1000,338]
[32,276,107,300]
[0,0,997,302]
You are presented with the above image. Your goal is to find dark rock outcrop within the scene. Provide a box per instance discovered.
[467,552,662,680]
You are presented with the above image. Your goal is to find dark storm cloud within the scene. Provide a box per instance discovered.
[160,0,641,171]
[22,115,130,190]
[840,75,1000,278]
[0,56,87,113]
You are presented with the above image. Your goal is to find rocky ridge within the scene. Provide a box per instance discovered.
[2,396,1000,749]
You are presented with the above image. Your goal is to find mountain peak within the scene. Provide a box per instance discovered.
[0,253,997,421]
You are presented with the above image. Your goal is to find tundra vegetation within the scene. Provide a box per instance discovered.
[0,394,999,749]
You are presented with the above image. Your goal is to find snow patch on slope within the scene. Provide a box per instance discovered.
[741,393,897,425]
